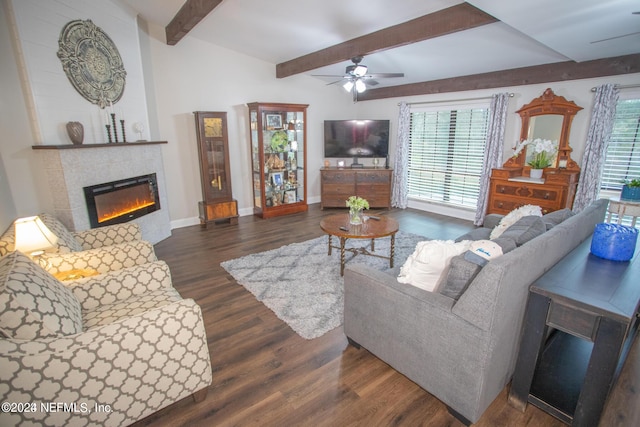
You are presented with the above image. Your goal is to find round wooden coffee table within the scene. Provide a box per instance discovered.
[320,213,399,276]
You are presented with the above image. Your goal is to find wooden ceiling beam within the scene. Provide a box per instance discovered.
[165,0,223,46]
[357,53,640,101]
[276,3,497,79]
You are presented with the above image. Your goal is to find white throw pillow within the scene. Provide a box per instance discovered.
[397,240,472,291]
[490,205,543,239]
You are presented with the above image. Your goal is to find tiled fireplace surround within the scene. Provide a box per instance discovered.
[35,142,172,244]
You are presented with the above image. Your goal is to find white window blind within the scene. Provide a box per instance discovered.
[407,106,489,208]
[600,98,640,193]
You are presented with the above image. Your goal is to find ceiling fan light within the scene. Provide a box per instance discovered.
[354,64,367,77]
[355,79,367,93]
[343,81,354,92]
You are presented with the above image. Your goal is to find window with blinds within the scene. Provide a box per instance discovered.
[407,107,489,208]
[600,98,640,193]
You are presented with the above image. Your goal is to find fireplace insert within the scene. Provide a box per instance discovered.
[84,173,160,228]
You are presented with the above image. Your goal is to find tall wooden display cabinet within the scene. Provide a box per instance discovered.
[247,102,308,218]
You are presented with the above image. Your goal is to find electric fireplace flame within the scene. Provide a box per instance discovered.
[84,174,160,228]
[95,188,156,223]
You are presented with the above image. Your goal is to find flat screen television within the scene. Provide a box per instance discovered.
[324,120,390,160]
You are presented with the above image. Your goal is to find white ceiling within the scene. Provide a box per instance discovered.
[121,0,640,90]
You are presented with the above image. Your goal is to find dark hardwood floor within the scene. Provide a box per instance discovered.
[132,204,568,427]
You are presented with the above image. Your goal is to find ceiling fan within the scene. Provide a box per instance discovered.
[313,56,404,102]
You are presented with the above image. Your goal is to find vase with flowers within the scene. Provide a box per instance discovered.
[513,138,557,179]
[346,196,369,225]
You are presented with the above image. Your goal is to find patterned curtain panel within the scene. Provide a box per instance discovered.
[474,93,510,225]
[392,102,410,208]
[573,84,620,212]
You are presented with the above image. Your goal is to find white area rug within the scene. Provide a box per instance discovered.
[221,231,426,339]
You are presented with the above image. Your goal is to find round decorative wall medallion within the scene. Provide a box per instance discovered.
[57,19,126,108]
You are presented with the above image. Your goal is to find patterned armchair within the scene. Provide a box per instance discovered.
[0,251,212,427]
[0,214,156,275]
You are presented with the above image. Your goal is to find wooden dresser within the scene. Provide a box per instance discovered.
[487,88,584,216]
[487,167,579,215]
[320,168,393,209]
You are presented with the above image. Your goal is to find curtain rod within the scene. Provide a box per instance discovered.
[399,92,514,106]
[591,83,640,92]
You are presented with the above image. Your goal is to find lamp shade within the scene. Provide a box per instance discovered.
[14,216,59,255]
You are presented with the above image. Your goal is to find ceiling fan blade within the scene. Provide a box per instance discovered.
[311,74,348,78]
[367,80,379,86]
[367,72,404,78]
[326,79,346,86]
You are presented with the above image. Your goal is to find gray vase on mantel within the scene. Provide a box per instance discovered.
[66,121,84,145]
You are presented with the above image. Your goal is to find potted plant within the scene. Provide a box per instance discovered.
[346,196,369,224]
[512,138,557,179]
[621,179,640,201]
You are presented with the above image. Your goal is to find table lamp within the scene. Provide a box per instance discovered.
[14,216,59,257]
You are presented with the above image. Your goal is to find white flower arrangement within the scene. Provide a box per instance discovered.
[512,138,558,169]
[346,196,369,211]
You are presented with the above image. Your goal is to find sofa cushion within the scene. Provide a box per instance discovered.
[82,287,182,329]
[397,240,471,291]
[0,251,83,339]
[492,236,518,254]
[490,205,543,239]
[440,240,504,300]
[500,216,547,246]
[40,213,83,253]
[455,227,492,242]
[542,208,575,230]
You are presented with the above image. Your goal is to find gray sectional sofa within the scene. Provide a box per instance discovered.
[343,198,608,425]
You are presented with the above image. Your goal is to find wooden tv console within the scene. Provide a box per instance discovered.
[320,168,393,209]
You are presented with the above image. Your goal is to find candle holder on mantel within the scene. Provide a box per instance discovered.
[105,124,113,143]
[120,119,126,142]
[111,113,119,142]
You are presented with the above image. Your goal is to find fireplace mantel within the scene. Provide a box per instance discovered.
[32,141,167,150]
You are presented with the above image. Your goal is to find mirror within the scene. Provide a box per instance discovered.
[505,88,582,172]
[524,115,563,168]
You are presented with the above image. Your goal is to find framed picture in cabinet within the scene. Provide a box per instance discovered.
[284,190,297,204]
[266,114,282,130]
[270,172,283,187]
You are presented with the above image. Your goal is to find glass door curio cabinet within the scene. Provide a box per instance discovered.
[247,102,308,218]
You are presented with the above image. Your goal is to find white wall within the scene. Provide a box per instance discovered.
[355,75,640,219]
[10,0,150,145]
[0,0,46,224]
[141,22,354,227]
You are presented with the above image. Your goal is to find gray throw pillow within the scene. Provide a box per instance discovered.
[542,208,575,230]
[500,216,546,246]
[454,227,491,242]
[439,254,481,300]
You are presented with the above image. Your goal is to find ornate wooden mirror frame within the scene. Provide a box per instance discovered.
[504,88,583,174]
